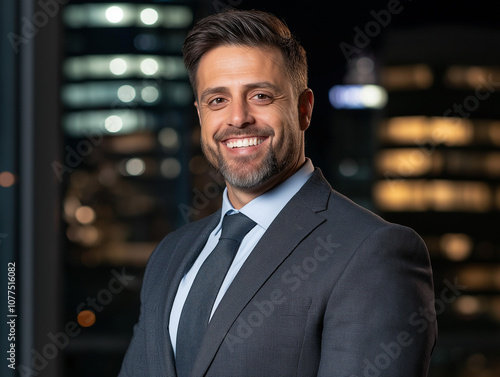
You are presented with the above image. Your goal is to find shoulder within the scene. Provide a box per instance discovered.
[299,169,390,232]
[331,188,422,236]
[147,210,220,265]
[324,189,429,271]
[302,170,426,254]
[168,211,220,241]
[139,210,220,296]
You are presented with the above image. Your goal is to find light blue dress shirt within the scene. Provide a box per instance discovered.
[169,159,314,354]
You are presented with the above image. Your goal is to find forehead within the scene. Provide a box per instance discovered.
[195,45,289,94]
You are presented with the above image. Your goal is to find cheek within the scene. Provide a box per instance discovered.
[200,115,219,141]
[266,113,298,142]
[200,125,214,148]
[257,109,285,133]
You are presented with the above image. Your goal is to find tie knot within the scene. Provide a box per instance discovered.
[220,213,256,242]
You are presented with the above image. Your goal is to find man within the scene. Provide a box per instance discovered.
[119,10,437,377]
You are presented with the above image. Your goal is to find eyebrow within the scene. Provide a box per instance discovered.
[199,81,281,102]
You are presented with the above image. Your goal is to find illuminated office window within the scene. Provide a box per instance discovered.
[64,4,193,28]
[381,64,434,90]
[445,65,500,89]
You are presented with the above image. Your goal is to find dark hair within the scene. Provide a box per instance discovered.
[182,10,308,99]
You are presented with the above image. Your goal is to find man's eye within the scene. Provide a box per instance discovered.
[252,93,272,101]
[210,98,226,105]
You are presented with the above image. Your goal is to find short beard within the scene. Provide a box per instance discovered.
[201,139,293,190]
[218,148,279,189]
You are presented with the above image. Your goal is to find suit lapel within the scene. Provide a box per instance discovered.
[192,169,331,377]
[146,211,221,377]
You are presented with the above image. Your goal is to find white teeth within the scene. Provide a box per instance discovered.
[226,137,264,149]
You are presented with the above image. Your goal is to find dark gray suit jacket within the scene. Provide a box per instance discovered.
[119,169,437,377]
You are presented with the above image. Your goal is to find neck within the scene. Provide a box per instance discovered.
[226,157,306,209]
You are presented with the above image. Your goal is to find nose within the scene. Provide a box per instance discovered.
[226,98,255,128]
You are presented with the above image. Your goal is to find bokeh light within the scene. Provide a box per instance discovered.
[105,115,123,133]
[109,58,127,75]
[140,8,158,25]
[0,171,16,187]
[105,6,123,24]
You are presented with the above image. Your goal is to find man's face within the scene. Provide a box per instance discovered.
[195,45,311,193]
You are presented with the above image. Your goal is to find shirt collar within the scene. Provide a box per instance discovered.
[215,158,314,234]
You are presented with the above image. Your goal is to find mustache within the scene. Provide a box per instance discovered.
[214,126,275,142]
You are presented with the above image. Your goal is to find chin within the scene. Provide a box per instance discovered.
[223,173,268,190]
[220,156,280,190]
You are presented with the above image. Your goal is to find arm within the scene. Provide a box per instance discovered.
[118,239,167,376]
[118,312,148,376]
[317,224,437,377]
[118,266,151,377]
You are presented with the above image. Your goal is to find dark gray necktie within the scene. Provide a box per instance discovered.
[176,212,256,377]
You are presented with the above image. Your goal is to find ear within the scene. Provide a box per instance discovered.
[298,89,314,131]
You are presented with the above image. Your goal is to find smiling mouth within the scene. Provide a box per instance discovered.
[224,137,266,149]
